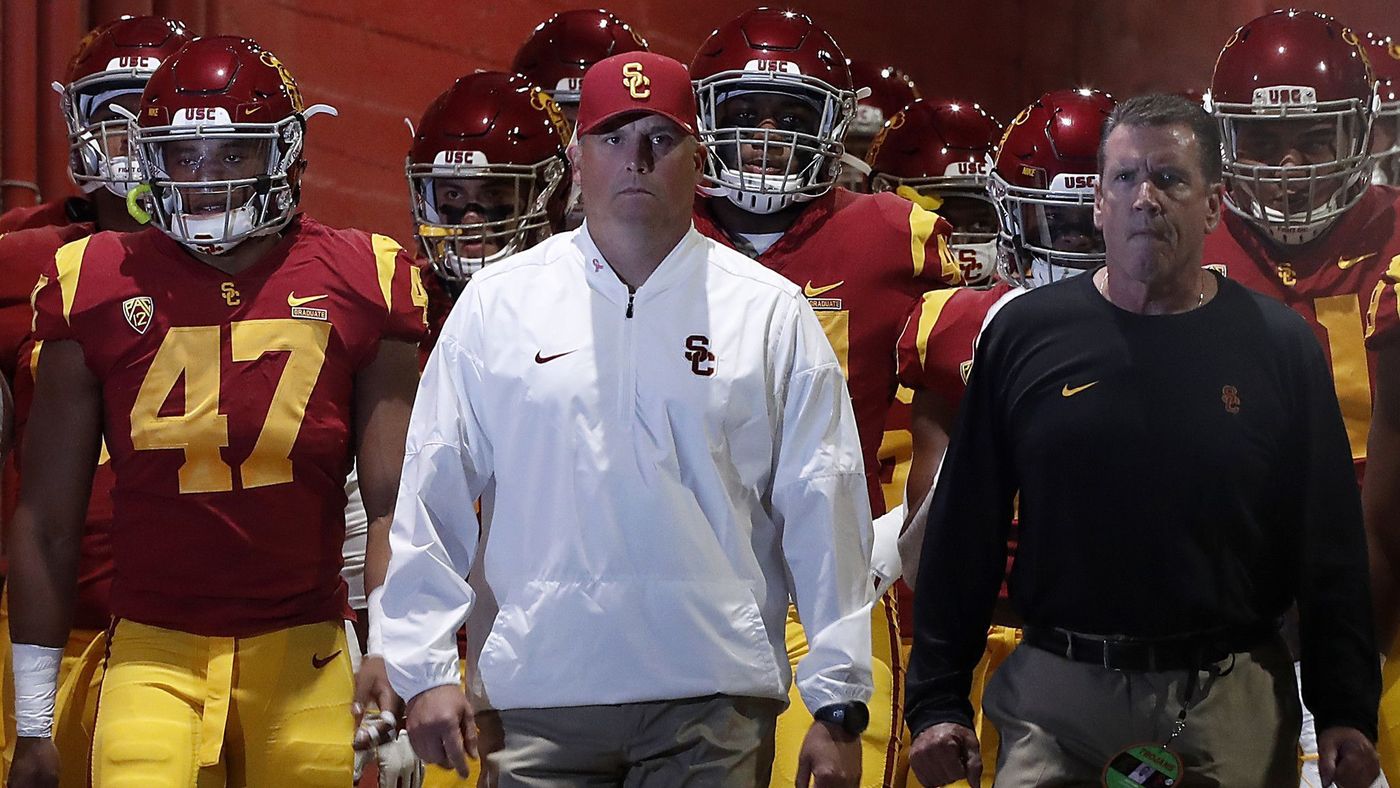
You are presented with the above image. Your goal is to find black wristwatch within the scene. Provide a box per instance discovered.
[814,701,869,736]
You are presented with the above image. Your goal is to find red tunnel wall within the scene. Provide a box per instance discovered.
[3,0,1396,245]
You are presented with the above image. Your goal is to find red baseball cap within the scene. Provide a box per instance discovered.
[575,51,698,137]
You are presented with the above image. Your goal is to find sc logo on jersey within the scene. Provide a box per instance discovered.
[622,62,651,100]
[685,335,716,377]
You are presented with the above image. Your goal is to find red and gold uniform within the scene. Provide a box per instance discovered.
[1203,186,1400,478]
[0,197,92,235]
[1203,185,1400,780]
[696,187,959,788]
[29,215,426,785]
[0,222,114,786]
[893,280,1018,788]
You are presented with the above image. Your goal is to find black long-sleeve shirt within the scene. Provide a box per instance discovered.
[905,270,1379,740]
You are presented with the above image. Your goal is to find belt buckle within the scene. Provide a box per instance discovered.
[1101,637,1141,672]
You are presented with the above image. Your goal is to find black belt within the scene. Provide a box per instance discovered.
[1022,620,1279,672]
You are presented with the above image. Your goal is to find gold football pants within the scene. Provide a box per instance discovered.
[92,619,353,787]
[770,593,902,788]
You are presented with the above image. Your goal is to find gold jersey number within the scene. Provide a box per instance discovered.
[130,318,332,494]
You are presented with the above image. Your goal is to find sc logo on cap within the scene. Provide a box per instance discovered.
[622,62,651,100]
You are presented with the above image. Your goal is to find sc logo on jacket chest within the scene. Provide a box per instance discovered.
[685,335,716,377]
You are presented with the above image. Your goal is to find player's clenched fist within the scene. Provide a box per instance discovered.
[404,684,477,778]
[909,722,982,788]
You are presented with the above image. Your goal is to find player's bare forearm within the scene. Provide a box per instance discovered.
[904,390,953,531]
[1364,344,1400,651]
[9,340,100,647]
[354,339,420,595]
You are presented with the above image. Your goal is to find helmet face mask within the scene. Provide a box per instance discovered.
[700,85,848,214]
[407,157,566,282]
[990,173,1103,286]
[136,116,304,255]
[697,76,854,214]
[1212,96,1374,245]
[62,90,146,197]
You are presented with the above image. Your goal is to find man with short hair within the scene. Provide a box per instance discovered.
[907,94,1381,788]
[378,51,875,787]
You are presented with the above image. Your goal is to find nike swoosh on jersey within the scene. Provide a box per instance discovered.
[1061,381,1099,397]
[1337,253,1376,270]
[535,349,577,364]
[311,650,342,669]
[803,280,845,298]
[287,292,329,307]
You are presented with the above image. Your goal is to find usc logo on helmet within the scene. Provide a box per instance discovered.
[622,62,650,100]
[530,88,572,144]
[259,50,305,112]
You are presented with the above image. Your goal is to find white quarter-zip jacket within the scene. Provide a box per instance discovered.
[379,223,874,714]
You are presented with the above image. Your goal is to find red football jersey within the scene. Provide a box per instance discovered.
[0,223,117,630]
[896,281,1015,410]
[1203,186,1400,478]
[694,189,961,515]
[895,280,1019,613]
[0,197,91,234]
[30,216,428,636]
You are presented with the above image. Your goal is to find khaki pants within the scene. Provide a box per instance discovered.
[476,695,781,787]
[984,635,1301,787]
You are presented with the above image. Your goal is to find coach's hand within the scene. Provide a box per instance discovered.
[10,736,59,788]
[404,684,476,778]
[909,722,981,787]
[1318,726,1380,788]
[796,720,861,788]
[353,655,402,725]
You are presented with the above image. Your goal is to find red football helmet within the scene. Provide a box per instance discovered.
[846,59,920,140]
[989,88,1115,287]
[54,15,193,197]
[132,36,337,255]
[1363,32,1400,185]
[407,71,571,285]
[1206,9,1377,245]
[867,98,1001,284]
[511,9,648,107]
[691,8,857,214]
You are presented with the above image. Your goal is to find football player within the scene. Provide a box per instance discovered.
[0,15,194,785]
[6,36,426,787]
[347,69,570,788]
[890,89,1114,788]
[838,59,920,192]
[511,8,647,230]
[1203,10,1400,787]
[689,9,962,786]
